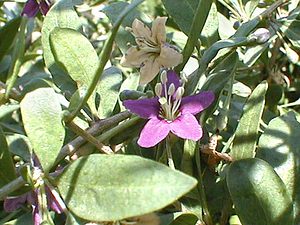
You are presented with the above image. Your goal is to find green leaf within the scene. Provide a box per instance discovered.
[6,133,32,162]
[57,154,197,221]
[226,158,294,225]
[20,88,65,172]
[231,81,268,160]
[0,126,17,188]
[41,0,82,92]
[162,0,211,36]
[0,17,22,63]
[280,20,300,49]
[199,52,238,123]
[50,27,98,114]
[257,111,300,224]
[97,67,123,118]
[169,213,198,225]
[200,2,219,47]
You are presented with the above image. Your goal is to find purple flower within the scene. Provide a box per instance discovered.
[4,186,64,225]
[21,0,51,18]
[3,155,65,225]
[123,70,215,148]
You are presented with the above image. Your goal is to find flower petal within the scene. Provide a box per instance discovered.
[170,113,202,141]
[4,194,28,212]
[33,204,41,225]
[157,44,183,68]
[132,19,152,43]
[39,0,50,15]
[180,91,215,115]
[46,186,64,214]
[21,0,39,17]
[121,47,150,68]
[138,117,170,148]
[123,97,160,119]
[139,55,161,84]
[151,17,167,44]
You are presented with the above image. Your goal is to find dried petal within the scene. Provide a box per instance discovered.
[132,19,152,44]
[151,17,167,45]
[120,47,150,68]
[157,44,183,68]
[139,56,161,84]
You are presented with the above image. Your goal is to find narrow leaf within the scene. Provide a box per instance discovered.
[226,158,294,225]
[20,88,65,172]
[56,154,197,221]
[231,81,268,160]
[97,67,123,118]
[0,126,17,188]
[0,17,22,63]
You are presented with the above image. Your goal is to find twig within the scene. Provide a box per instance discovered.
[0,176,26,200]
[55,111,132,163]
[67,121,114,154]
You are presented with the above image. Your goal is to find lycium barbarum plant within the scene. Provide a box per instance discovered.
[1,0,299,225]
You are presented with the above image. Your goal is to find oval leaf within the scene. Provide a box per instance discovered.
[50,28,98,114]
[41,0,82,92]
[257,111,300,224]
[226,158,293,225]
[231,81,268,160]
[20,88,65,172]
[56,154,197,221]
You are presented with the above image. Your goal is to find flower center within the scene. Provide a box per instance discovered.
[155,71,186,122]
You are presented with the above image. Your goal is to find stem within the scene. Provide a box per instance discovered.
[195,149,213,225]
[5,17,27,99]
[0,81,22,101]
[64,0,145,123]
[55,116,140,163]
[166,136,175,169]
[175,0,213,72]
[55,111,131,164]
[67,121,113,154]
[0,176,26,200]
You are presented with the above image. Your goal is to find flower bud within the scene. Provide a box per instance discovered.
[251,28,271,44]
[160,70,168,84]
[168,83,175,96]
[155,83,162,97]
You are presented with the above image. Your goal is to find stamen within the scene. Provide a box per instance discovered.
[155,83,162,97]
[168,83,175,96]
[160,71,168,84]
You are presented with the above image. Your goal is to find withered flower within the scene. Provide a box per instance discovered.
[121,17,183,84]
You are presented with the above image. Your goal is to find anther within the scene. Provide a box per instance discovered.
[155,83,162,97]
[160,70,168,84]
[168,83,175,96]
